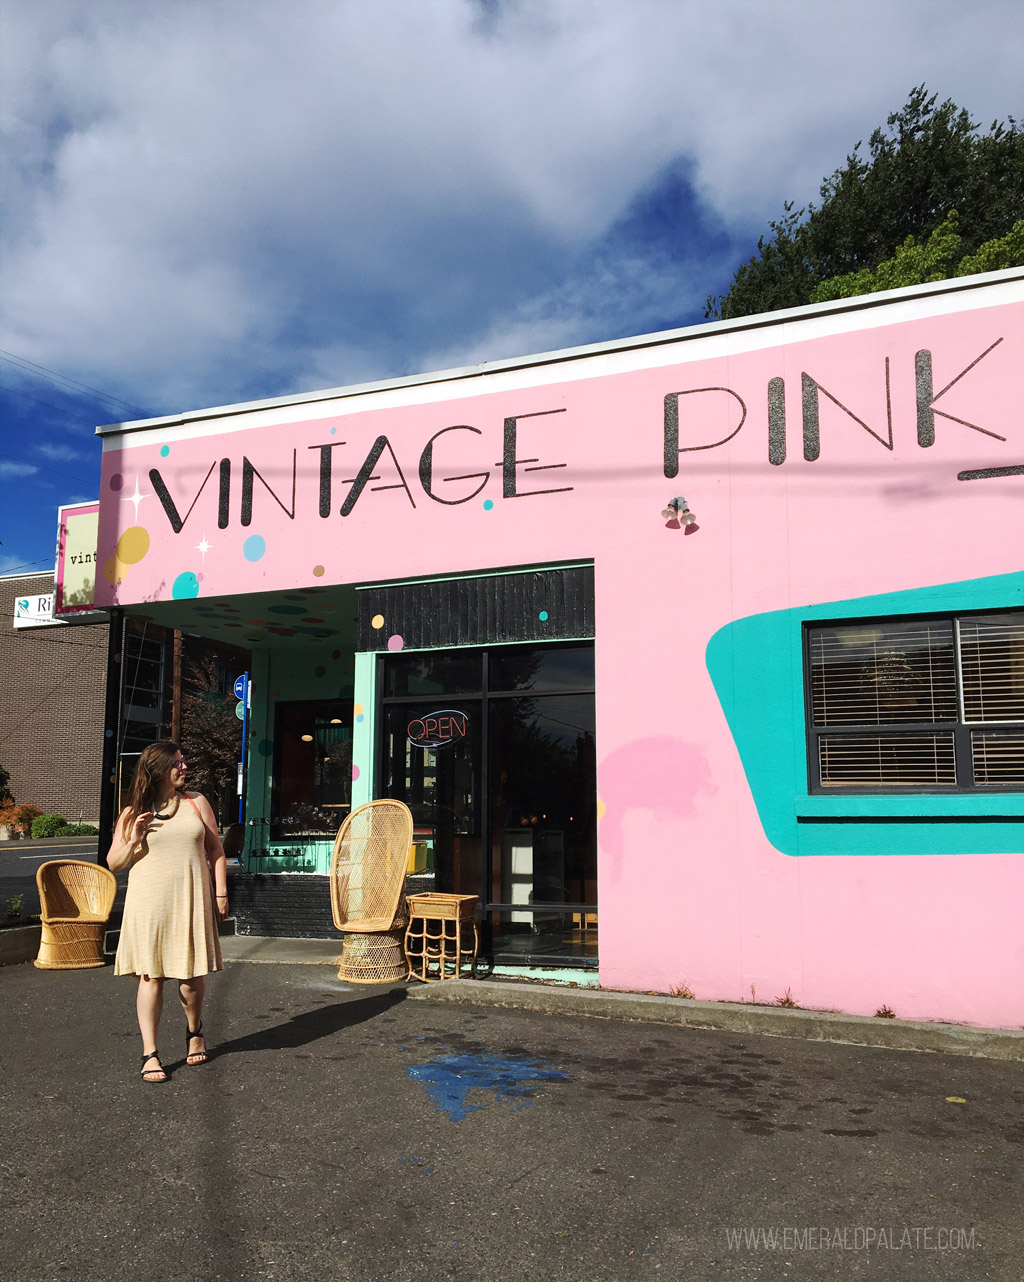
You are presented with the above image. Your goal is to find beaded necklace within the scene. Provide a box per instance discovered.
[152,795,181,822]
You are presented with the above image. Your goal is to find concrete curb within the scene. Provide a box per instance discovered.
[407,978,1024,1062]
[159,934,1024,1060]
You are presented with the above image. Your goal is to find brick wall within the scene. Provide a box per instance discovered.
[0,574,108,823]
[231,871,436,939]
[231,873,344,939]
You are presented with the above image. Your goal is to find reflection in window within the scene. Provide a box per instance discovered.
[490,695,597,909]
[489,643,595,693]
[273,701,353,834]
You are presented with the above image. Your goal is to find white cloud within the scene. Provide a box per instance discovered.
[35,441,85,461]
[1,0,1021,412]
[0,548,48,575]
[0,460,40,477]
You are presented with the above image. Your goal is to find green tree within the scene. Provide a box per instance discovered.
[811,212,1024,302]
[707,87,1024,319]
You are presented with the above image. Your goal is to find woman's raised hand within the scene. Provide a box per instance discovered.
[132,812,155,843]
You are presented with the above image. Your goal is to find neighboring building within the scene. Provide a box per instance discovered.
[0,572,107,821]
[1,571,248,827]
[90,271,1023,1027]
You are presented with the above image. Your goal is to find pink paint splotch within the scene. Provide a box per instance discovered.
[599,736,715,881]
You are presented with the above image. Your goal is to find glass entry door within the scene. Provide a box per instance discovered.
[379,642,597,965]
[382,701,482,896]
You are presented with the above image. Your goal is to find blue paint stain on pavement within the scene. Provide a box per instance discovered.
[408,1052,568,1121]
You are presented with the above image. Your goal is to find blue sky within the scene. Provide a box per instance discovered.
[2,0,1022,577]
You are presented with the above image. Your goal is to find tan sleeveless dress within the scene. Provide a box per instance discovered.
[114,794,223,980]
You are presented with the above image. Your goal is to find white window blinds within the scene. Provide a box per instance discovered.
[807,610,1023,791]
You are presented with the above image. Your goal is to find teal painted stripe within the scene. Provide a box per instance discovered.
[705,572,1024,857]
[794,794,1024,817]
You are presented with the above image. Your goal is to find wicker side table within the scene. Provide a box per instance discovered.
[404,893,479,982]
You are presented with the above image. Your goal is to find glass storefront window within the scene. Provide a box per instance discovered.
[379,640,597,965]
[489,694,597,909]
[383,701,482,896]
[273,700,353,836]
[489,643,594,693]
[384,649,484,697]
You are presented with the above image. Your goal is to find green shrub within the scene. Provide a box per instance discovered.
[31,813,68,839]
[55,824,99,837]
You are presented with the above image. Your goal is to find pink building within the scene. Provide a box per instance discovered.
[92,271,1023,1028]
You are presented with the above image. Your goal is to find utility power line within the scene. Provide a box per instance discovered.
[0,348,148,416]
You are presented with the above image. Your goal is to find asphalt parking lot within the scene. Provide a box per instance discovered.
[1,958,1021,1282]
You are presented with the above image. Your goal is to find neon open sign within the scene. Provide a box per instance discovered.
[407,709,469,749]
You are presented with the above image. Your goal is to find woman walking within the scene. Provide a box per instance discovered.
[107,741,229,1083]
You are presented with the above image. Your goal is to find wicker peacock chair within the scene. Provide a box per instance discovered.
[35,859,117,969]
[329,799,413,983]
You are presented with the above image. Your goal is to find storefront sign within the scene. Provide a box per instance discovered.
[54,500,102,615]
[407,710,469,749]
[13,593,63,630]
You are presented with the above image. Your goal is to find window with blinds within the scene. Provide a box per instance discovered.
[805,611,1024,791]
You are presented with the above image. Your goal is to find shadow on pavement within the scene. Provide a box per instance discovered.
[211,986,407,1059]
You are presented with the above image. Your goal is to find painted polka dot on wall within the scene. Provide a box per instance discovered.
[172,571,200,599]
[387,634,404,651]
[313,565,325,577]
[314,665,325,678]
[243,535,266,561]
[483,499,494,510]
[257,739,274,757]
[351,764,360,781]
[160,445,170,458]
[371,614,385,629]
[103,555,128,586]
[109,474,124,491]
[539,610,548,622]
[331,650,341,660]
[116,526,150,564]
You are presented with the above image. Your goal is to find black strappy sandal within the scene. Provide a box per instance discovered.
[141,1050,168,1083]
[185,1022,208,1065]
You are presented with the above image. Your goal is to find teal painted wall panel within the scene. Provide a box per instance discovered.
[705,572,1024,856]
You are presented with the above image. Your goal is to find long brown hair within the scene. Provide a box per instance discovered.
[122,740,182,841]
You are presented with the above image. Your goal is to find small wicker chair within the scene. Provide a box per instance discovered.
[329,799,413,983]
[35,859,117,970]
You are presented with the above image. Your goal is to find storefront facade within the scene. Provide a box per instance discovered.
[93,272,1023,1025]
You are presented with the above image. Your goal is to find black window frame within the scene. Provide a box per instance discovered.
[377,639,597,913]
[803,608,1024,795]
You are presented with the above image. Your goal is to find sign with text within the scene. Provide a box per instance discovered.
[54,500,104,615]
[407,709,470,749]
[13,592,64,630]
